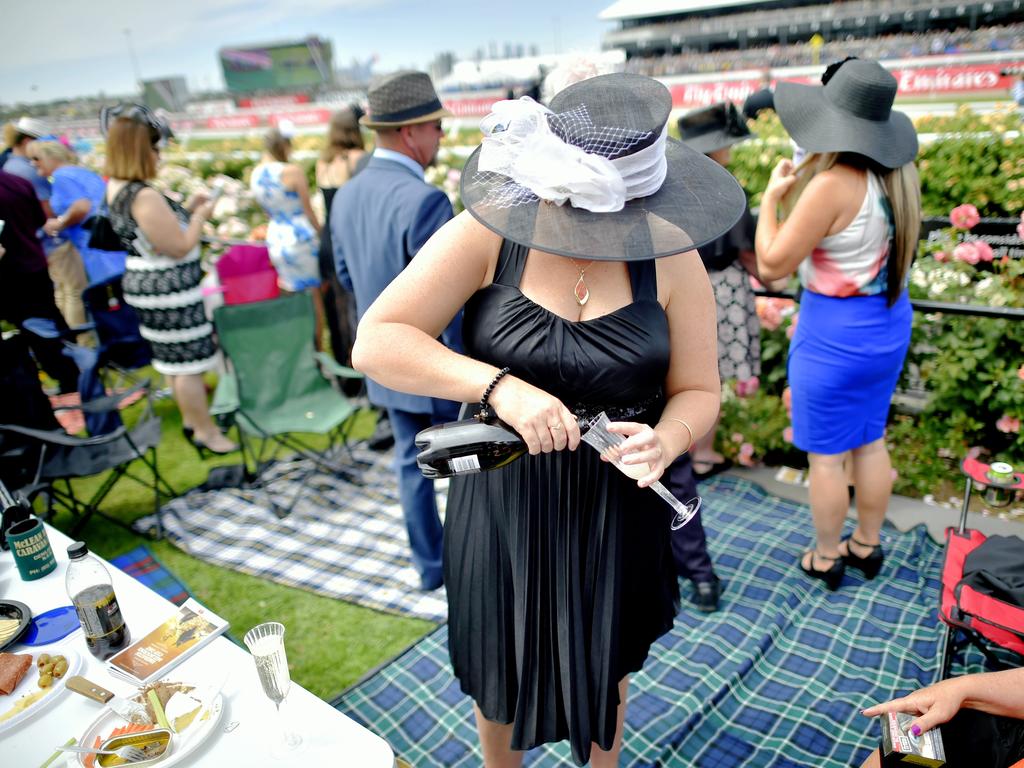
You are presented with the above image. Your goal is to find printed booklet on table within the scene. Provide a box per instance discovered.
[107,599,229,685]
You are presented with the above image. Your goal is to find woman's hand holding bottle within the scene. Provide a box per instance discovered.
[489,376,580,455]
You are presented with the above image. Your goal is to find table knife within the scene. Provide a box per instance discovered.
[66,675,149,724]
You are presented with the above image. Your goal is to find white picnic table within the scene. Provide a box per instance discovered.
[0,522,396,767]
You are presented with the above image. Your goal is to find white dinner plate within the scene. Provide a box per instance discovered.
[0,646,83,736]
[76,686,224,767]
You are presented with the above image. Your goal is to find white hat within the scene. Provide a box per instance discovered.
[14,116,51,138]
[276,119,297,139]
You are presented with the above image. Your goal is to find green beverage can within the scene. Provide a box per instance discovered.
[988,462,1015,484]
[5,517,57,581]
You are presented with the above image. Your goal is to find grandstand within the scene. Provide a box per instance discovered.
[600,0,1024,59]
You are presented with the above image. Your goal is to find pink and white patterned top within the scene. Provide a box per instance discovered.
[798,171,895,297]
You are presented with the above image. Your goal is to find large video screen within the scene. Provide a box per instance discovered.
[219,38,333,93]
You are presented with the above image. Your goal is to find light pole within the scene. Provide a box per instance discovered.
[123,28,142,93]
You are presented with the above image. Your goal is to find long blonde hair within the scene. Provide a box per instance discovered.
[782,152,920,305]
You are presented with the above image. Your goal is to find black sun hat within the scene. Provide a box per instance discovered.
[677,101,756,155]
[773,59,918,169]
[460,73,747,261]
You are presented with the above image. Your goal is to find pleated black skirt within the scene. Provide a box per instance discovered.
[444,440,681,765]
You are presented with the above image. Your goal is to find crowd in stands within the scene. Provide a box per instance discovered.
[624,23,1024,76]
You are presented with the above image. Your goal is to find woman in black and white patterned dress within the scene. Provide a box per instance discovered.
[102,105,236,455]
[678,102,762,476]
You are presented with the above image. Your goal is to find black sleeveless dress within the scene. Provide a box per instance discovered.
[445,239,681,766]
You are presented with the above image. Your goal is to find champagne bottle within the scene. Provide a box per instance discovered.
[416,418,526,478]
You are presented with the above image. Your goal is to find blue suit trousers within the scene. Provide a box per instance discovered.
[665,452,717,584]
[387,400,461,589]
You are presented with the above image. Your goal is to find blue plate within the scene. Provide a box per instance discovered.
[21,605,80,646]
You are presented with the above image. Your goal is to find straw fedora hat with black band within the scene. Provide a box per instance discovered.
[678,102,756,156]
[461,73,747,262]
[773,59,918,169]
[360,70,453,129]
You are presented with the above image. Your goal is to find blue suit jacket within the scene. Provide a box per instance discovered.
[332,154,461,414]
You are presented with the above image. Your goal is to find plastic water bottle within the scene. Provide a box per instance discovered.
[66,541,131,660]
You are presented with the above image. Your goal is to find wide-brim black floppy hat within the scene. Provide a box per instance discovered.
[774,59,918,169]
[678,101,756,155]
[461,73,747,261]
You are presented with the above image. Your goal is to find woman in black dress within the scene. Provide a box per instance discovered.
[316,106,366,367]
[353,74,745,766]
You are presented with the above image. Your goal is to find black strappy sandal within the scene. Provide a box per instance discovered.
[840,535,884,580]
[799,550,845,591]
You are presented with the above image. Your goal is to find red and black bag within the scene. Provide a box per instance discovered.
[941,530,1024,658]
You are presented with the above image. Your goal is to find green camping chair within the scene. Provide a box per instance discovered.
[211,293,371,512]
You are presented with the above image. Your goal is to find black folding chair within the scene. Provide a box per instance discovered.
[0,364,174,539]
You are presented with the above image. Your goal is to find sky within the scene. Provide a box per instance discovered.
[0,0,614,106]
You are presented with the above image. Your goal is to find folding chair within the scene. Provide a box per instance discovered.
[24,273,154,432]
[0,375,174,539]
[211,293,371,515]
[81,276,151,382]
[939,457,1024,679]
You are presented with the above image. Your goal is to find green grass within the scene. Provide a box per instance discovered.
[47,390,434,700]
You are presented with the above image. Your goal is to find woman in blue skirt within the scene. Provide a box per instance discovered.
[754,59,921,589]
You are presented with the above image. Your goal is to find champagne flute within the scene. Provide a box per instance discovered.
[244,622,303,753]
[580,412,701,530]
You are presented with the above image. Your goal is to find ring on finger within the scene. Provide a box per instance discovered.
[549,422,563,430]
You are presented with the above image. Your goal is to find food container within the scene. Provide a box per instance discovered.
[95,728,173,767]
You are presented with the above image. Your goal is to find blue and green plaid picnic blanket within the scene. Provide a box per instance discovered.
[335,474,994,767]
[136,446,449,622]
[111,546,190,606]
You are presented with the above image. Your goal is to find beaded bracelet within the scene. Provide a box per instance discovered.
[659,417,695,454]
[478,367,511,421]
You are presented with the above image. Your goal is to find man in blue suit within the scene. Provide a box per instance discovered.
[332,71,461,591]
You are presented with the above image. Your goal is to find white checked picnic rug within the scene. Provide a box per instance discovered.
[136,445,449,622]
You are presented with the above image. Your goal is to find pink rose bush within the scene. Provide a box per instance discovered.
[736,376,760,397]
[953,242,981,265]
[737,442,756,466]
[996,415,1021,434]
[950,203,981,230]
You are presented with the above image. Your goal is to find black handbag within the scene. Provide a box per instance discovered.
[85,211,124,252]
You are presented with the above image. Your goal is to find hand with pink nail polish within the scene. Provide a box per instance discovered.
[861,667,1024,749]
[861,677,967,739]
